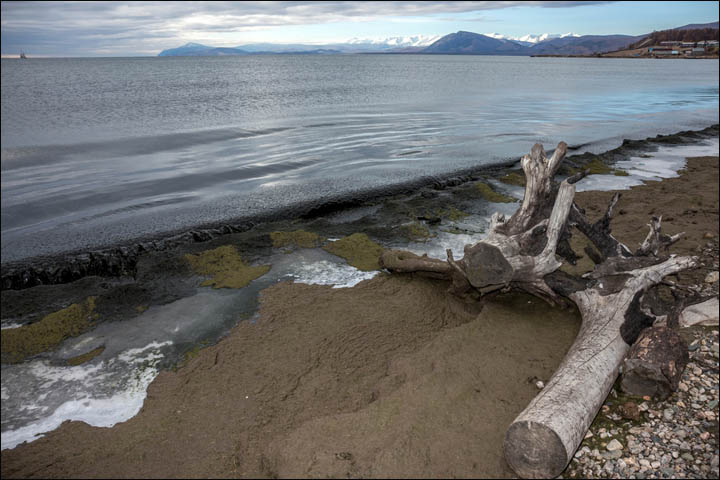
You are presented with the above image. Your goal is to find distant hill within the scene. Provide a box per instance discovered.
[674,21,719,30]
[419,31,639,56]
[421,31,526,55]
[628,26,719,50]
[158,43,340,56]
[528,34,640,55]
[158,43,248,56]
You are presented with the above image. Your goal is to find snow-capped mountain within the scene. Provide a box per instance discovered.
[345,35,443,48]
[483,32,580,45]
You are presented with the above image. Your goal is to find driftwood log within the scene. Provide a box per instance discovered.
[379,142,697,478]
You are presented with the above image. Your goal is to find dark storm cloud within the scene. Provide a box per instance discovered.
[0,1,612,56]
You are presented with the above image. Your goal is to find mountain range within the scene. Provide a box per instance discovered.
[158,21,718,57]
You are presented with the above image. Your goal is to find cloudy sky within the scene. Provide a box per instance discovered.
[1,1,717,57]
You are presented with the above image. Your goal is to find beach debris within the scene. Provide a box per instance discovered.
[379,141,698,479]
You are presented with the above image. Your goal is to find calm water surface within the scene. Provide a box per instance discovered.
[1,55,718,262]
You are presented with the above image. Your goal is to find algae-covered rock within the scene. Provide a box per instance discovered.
[498,171,526,187]
[322,233,384,271]
[270,230,323,249]
[67,345,105,366]
[1,297,99,363]
[185,245,271,289]
[475,182,517,203]
[613,169,629,176]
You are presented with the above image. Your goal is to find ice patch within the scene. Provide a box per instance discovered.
[576,138,719,192]
[1,341,171,450]
[288,260,378,288]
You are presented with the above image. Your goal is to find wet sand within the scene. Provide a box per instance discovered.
[1,156,718,479]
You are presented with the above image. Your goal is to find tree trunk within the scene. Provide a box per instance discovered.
[504,256,696,478]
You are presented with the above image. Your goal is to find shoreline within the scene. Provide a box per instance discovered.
[2,124,718,291]
[1,143,717,476]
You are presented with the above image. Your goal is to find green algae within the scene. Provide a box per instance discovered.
[1,297,99,363]
[322,233,384,271]
[136,305,148,314]
[67,345,105,366]
[565,157,629,178]
[435,206,469,222]
[184,245,271,289]
[270,230,323,249]
[399,222,433,242]
[498,171,527,186]
[475,182,517,203]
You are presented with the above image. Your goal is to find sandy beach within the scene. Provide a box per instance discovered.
[1,151,718,478]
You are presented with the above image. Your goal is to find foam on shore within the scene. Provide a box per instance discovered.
[1,341,170,450]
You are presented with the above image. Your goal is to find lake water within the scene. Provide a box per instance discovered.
[1,55,718,263]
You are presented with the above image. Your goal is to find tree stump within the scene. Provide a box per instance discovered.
[379,141,697,478]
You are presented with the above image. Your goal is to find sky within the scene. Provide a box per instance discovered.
[1,1,718,57]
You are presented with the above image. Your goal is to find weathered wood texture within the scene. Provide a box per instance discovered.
[378,141,698,479]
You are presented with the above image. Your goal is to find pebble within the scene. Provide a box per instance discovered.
[607,439,623,451]
[705,271,719,283]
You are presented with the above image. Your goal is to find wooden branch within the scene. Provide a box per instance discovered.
[499,142,568,236]
[569,194,633,260]
[636,216,684,256]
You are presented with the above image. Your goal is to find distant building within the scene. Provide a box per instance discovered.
[691,47,706,55]
[650,47,675,55]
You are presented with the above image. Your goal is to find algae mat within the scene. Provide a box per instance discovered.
[322,233,384,271]
[1,297,98,364]
[185,245,270,289]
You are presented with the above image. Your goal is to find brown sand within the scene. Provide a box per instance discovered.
[574,156,719,286]
[1,156,717,479]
